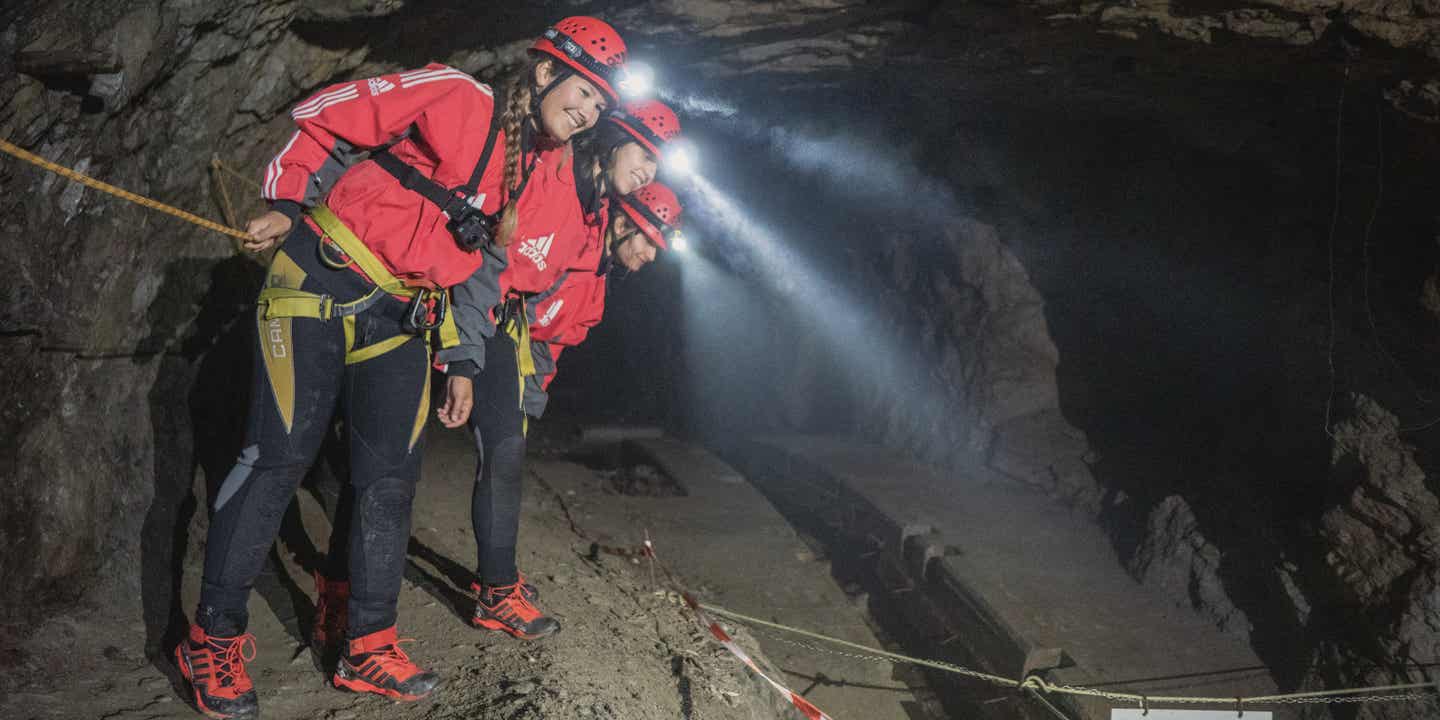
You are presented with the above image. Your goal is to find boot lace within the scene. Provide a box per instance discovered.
[487,582,541,622]
[368,638,421,676]
[214,633,257,690]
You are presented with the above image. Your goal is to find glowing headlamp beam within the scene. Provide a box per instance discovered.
[618,62,654,99]
[666,143,698,178]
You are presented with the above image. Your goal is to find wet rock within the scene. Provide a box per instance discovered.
[296,0,404,22]
[1129,495,1253,639]
[839,217,1101,508]
[1321,395,1440,607]
[505,679,538,696]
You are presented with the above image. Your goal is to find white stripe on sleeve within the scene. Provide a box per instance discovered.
[291,84,360,117]
[291,87,360,120]
[263,130,302,200]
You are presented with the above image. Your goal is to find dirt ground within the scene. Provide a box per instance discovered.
[0,424,817,720]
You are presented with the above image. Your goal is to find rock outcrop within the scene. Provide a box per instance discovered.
[1036,0,1440,121]
[848,218,1101,510]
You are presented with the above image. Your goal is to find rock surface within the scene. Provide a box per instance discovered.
[846,218,1101,509]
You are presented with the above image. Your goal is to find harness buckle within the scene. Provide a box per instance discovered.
[403,288,446,334]
[497,294,526,330]
[318,236,352,269]
[317,294,334,321]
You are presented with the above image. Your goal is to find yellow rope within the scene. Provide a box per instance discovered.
[0,137,250,241]
[212,156,261,191]
[699,603,1440,709]
[209,154,240,229]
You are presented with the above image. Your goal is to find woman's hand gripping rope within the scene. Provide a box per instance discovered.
[243,210,293,252]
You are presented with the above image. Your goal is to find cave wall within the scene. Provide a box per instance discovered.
[730,3,1440,714]
[0,0,539,627]
[3,0,301,622]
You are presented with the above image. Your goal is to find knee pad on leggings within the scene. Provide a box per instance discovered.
[486,436,525,477]
[349,476,416,636]
[355,477,416,565]
[352,478,416,587]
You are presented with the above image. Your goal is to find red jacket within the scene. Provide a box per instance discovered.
[262,63,598,370]
[265,64,500,288]
[521,222,610,417]
[530,264,607,385]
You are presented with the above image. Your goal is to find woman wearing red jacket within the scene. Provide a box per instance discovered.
[525,181,684,412]
[304,103,681,658]
[175,17,628,718]
[463,101,683,642]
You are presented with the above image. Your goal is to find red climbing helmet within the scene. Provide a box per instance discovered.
[608,99,682,157]
[530,17,628,104]
[619,182,683,250]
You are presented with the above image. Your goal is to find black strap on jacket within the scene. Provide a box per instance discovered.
[372,105,503,216]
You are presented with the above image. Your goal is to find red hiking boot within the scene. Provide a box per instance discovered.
[332,626,440,701]
[174,624,259,719]
[471,580,560,640]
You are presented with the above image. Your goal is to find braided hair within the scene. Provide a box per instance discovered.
[494,57,546,247]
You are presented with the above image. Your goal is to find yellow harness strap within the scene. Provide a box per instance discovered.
[257,285,391,322]
[309,206,405,293]
[504,303,536,435]
[256,205,455,362]
[437,305,460,350]
[506,310,537,379]
[311,204,461,351]
[347,333,417,365]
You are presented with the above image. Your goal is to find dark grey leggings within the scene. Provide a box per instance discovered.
[197,223,429,639]
[469,329,527,586]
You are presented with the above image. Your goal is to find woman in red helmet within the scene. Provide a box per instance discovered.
[526,181,684,409]
[175,17,628,718]
[460,100,683,641]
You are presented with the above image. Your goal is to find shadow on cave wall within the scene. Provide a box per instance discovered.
[136,254,316,668]
[287,1,561,70]
[140,255,259,662]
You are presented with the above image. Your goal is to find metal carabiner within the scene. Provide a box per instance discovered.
[404,288,446,334]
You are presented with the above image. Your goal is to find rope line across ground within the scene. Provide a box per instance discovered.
[698,602,1440,711]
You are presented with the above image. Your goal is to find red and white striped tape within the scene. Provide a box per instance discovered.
[680,592,835,720]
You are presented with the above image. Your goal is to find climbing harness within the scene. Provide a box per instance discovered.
[496,294,538,433]
[255,205,456,364]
